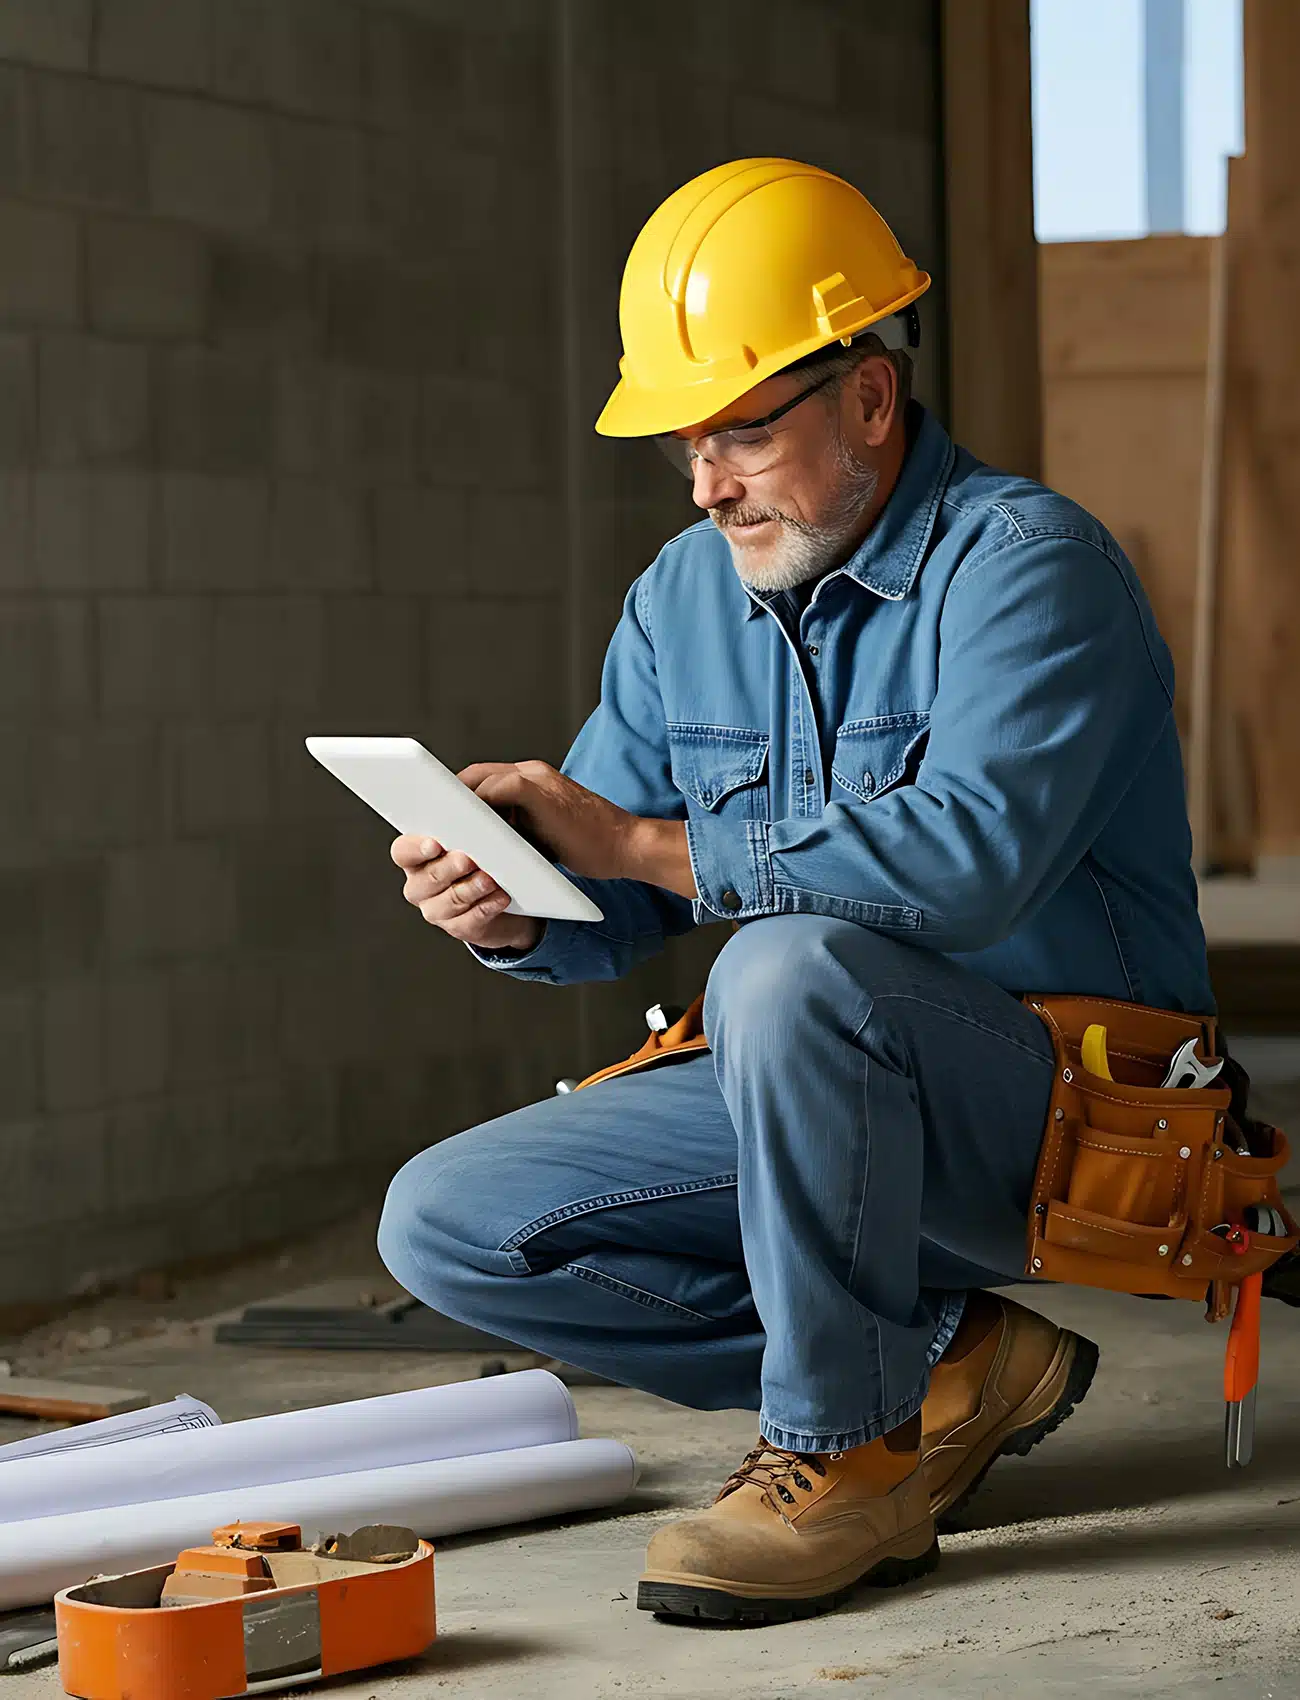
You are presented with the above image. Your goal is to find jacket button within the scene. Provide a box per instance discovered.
[721,889,742,912]
[862,771,875,793]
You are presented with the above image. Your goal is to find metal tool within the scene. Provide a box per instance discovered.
[1245,1203,1288,1238]
[1159,1036,1225,1091]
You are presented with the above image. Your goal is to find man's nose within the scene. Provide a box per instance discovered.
[691,453,745,511]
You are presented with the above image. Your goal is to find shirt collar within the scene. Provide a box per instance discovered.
[743,402,956,618]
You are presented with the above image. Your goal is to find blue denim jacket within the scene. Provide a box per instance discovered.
[475,404,1214,1014]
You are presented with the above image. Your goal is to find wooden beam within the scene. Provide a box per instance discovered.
[941,0,1040,478]
[1218,0,1300,861]
[0,1379,148,1423]
[1187,227,1230,873]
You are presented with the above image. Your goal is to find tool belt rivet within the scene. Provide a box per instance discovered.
[1054,1108,1064,1121]
[1158,1118,1168,1129]
[1179,1145,1191,1158]
[1032,1257,1042,1270]
[1158,1244,1170,1256]
[1062,1068,1073,1083]
[1183,1254,1194,1265]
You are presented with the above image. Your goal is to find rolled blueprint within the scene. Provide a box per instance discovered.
[0,1370,577,1523]
[0,1438,638,1611]
[0,1394,220,1464]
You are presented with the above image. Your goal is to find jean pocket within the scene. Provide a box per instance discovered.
[831,712,929,804]
[667,724,770,821]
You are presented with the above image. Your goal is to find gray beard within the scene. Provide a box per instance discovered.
[714,436,881,594]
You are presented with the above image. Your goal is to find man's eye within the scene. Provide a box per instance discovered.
[721,428,770,449]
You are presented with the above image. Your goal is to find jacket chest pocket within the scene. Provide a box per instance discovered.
[667,725,770,822]
[831,712,929,804]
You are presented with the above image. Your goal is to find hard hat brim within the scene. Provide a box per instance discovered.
[594,277,930,439]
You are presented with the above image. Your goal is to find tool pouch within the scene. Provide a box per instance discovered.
[1024,995,1298,1315]
[573,993,709,1091]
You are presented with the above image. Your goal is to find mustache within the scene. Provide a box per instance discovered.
[710,502,805,533]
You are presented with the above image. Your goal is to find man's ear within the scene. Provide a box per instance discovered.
[851,353,898,448]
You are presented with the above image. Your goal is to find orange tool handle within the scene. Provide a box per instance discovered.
[1224,1270,1263,1404]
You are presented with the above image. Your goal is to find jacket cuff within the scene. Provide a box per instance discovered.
[684,817,775,921]
[465,918,586,985]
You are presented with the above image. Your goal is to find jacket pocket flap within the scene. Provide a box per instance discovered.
[667,725,769,810]
[831,712,929,803]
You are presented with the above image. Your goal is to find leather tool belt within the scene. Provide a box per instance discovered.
[573,993,710,1091]
[1022,995,1297,1321]
[573,990,1297,1317]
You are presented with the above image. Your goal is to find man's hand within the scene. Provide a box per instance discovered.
[390,835,542,953]
[458,760,697,898]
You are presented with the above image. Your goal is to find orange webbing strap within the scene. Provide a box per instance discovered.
[1224,1270,1262,1468]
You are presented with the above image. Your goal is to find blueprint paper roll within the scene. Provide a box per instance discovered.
[0,1394,220,1464]
[0,1370,577,1523]
[0,1439,638,1611]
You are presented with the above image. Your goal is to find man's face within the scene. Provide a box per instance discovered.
[673,354,899,592]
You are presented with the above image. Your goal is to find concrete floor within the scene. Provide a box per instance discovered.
[3,1050,1299,1700]
[4,1255,1299,1696]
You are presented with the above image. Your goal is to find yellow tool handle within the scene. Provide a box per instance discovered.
[1081,1023,1114,1081]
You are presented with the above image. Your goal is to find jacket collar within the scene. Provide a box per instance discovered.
[744,403,956,617]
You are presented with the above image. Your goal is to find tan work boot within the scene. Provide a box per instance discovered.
[638,1416,938,1624]
[921,1292,1099,1529]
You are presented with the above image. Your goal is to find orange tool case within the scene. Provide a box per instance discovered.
[54,1521,435,1700]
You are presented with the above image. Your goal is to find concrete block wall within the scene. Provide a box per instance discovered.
[0,0,944,1310]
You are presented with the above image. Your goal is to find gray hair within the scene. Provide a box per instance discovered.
[789,331,913,413]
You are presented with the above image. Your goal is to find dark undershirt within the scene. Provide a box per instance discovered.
[768,575,818,632]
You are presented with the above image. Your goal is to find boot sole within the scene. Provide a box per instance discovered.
[636,1528,940,1625]
[931,1330,1100,1532]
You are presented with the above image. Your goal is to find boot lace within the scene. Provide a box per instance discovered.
[716,1442,837,1514]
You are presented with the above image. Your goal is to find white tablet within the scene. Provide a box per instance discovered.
[305,736,604,924]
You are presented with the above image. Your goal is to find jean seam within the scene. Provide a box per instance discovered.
[500,1174,739,1253]
[849,990,1052,1065]
[927,1292,966,1366]
[773,883,924,930]
[562,1261,717,1324]
[1084,858,1139,1001]
[845,1036,887,1406]
[760,1380,927,1452]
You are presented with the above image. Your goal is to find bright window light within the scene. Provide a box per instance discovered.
[1030,0,1243,241]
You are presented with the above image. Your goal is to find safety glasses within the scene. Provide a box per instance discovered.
[654,369,841,479]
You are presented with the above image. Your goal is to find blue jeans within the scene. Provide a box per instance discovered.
[378,917,1057,1453]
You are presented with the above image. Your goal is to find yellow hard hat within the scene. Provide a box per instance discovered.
[595,157,931,439]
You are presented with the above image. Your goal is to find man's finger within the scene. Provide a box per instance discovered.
[458,761,517,791]
[420,880,504,925]
[472,770,528,808]
[435,889,514,938]
[425,868,502,919]
[391,833,444,867]
[403,849,476,905]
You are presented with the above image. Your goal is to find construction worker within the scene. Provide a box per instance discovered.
[378,159,1215,1624]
